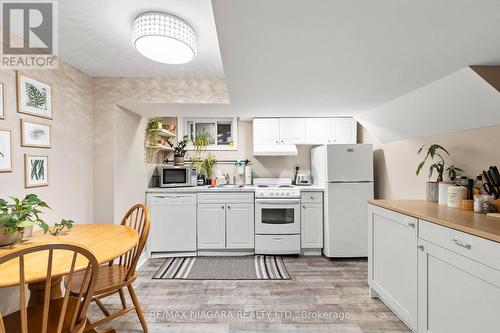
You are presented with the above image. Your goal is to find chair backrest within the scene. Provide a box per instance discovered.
[117,204,151,280]
[0,243,99,333]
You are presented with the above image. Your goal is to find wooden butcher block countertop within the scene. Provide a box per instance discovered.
[369,200,500,243]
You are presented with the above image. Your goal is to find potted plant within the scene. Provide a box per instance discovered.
[446,165,463,181]
[200,153,217,184]
[168,135,189,166]
[416,144,450,202]
[191,132,210,183]
[0,194,74,246]
[145,117,164,160]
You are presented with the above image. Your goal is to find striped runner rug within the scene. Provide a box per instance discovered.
[152,256,291,280]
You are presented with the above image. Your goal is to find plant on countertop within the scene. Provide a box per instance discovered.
[446,164,463,181]
[168,135,190,157]
[0,194,74,245]
[191,131,210,168]
[200,153,217,179]
[416,144,450,182]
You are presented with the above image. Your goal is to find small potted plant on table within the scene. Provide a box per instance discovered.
[0,194,74,247]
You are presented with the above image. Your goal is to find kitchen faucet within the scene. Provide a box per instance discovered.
[224,173,231,184]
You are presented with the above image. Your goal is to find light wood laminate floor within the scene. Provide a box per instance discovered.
[88,256,410,333]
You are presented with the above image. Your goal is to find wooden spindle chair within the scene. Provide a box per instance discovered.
[66,204,151,332]
[0,243,99,333]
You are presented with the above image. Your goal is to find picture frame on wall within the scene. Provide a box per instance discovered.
[21,119,51,148]
[17,72,53,119]
[25,154,49,188]
[0,82,5,119]
[0,129,12,172]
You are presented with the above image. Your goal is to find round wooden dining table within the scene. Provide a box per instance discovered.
[0,224,139,332]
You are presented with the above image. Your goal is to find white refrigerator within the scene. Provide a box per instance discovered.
[311,144,374,257]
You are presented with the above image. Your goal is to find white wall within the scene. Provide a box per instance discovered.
[357,67,500,143]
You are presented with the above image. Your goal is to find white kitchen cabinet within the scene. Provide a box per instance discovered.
[226,203,254,249]
[301,203,323,248]
[305,118,330,144]
[417,239,500,333]
[368,205,417,331]
[253,118,280,145]
[330,118,357,144]
[279,118,306,144]
[197,203,226,249]
[148,194,197,255]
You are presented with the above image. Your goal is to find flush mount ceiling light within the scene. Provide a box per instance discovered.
[132,11,196,64]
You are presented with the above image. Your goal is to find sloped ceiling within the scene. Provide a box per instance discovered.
[356,66,500,143]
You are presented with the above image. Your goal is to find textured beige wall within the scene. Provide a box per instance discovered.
[0,64,94,224]
[359,123,500,199]
[92,78,229,224]
[0,63,94,316]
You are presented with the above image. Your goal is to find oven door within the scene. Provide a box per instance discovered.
[255,198,300,234]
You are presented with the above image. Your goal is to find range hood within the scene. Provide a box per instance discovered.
[253,144,298,156]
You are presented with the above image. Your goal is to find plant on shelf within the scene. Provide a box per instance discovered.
[416,144,450,182]
[0,194,75,246]
[446,164,463,181]
[168,135,189,165]
[145,117,164,143]
[145,117,165,161]
[200,153,217,180]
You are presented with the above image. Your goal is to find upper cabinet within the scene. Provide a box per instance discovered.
[279,118,306,144]
[253,118,280,145]
[330,118,357,144]
[305,118,330,144]
[254,117,357,146]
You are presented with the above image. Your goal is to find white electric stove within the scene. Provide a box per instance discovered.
[253,178,301,255]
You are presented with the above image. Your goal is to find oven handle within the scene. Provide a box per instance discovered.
[255,199,301,204]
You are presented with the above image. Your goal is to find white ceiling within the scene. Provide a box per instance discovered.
[59,0,225,79]
[60,0,500,118]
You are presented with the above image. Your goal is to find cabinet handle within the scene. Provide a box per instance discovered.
[408,222,416,228]
[302,205,306,209]
[453,239,471,250]
[221,205,225,209]
[227,205,231,209]
[417,245,424,251]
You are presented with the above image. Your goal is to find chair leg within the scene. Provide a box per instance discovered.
[94,298,111,317]
[118,288,127,309]
[127,284,148,333]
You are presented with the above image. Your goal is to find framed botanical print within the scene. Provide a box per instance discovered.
[17,72,53,119]
[25,154,49,188]
[21,119,51,148]
[0,82,5,119]
[0,129,12,172]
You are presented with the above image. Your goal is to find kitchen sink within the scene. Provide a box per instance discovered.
[208,184,245,188]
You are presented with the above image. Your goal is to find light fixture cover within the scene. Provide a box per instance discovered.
[132,12,196,64]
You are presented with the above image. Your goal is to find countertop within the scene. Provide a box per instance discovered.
[146,185,325,193]
[369,200,500,243]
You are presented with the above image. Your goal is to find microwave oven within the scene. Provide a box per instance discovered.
[159,166,198,188]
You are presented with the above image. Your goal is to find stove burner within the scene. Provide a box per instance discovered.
[257,185,269,188]
[279,185,293,188]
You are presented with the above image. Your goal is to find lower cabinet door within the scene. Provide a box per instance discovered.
[197,204,226,249]
[368,205,417,331]
[301,203,323,248]
[417,239,500,333]
[226,204,254,249]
